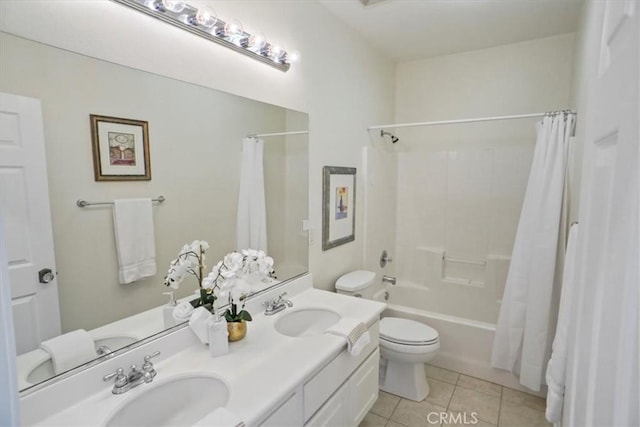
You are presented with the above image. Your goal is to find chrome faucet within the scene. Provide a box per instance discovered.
[103,351,160,394]
[264,292,293,316]
[96,345,113,356]
[382,275,397,285]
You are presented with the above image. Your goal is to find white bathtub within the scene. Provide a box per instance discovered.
[379,283,544,394]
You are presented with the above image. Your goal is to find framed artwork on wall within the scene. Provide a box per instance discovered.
[90,114,151,181]
[322,166,356,250]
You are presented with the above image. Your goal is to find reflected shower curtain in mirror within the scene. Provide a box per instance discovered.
[491,112,575,391]
[236,137,267,252]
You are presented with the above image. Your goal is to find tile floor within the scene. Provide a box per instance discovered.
[360,364,551,427]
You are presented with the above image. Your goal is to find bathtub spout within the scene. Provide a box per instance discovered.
[382,275,397,285]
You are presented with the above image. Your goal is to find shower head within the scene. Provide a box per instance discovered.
[380,130,399,144]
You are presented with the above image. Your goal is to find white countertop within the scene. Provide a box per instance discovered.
[16,275,289,391]
[25,278,386,427]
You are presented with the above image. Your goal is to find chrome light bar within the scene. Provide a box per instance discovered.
[110,0,292,72]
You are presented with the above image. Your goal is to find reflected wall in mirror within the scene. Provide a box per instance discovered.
[0,32,308,392]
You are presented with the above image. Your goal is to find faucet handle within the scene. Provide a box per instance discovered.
[103,368,124,382]
[103,368,127,388]
[143,351,161,363]
[142,351,160,381]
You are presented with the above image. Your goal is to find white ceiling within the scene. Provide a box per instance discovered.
[318,0,583,62]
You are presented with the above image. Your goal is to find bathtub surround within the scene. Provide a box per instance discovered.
[491,112,575,392]
[358,33,576,392]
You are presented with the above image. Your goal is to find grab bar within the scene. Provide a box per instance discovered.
[444,256,486,266]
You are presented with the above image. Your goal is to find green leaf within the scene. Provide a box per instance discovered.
[238,310,252,322]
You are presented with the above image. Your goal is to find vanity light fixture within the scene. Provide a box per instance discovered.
[110,0,295,72]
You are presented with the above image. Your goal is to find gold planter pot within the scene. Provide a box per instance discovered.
[227,320,247,342]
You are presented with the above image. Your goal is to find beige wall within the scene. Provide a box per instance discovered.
[396,33,575,127]
[0,1,396,294]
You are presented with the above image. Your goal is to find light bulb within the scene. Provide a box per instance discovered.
[195,8,217,28]
[287,50,301,63]
[270,44,286,62]
[161,0,186,13]
[247,32,266,51]
[224,19,243,37]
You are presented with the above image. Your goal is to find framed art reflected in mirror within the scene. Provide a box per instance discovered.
[90,114,151,181]
[322,166,356,250]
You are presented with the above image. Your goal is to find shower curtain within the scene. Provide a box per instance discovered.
[236,137,267,252]
[491,112,575,391]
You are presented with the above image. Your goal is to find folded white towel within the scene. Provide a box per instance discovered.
[40,330,97,375]
[326,318,370,357]
[112,199,157,284]
[351,330,371,357]
[173,301,195,323]
[189,307,213,344]
[193,407,245,427]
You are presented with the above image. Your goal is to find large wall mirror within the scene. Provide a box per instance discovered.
[0,32,309,393]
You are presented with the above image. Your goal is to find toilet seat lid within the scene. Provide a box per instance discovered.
[380,317,438,345]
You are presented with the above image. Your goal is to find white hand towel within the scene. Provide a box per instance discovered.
[40,329,97,375]
[173,301,195,323]
[193,407,245,427]
[545,224,579,423]
[112,198,157,284]
[326,318,370,357]
[351,330,371,357]
[189,307,213,344]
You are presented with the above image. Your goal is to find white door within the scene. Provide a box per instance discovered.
[0,92,61,355]
[564,2,639,426]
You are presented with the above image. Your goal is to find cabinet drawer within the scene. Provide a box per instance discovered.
[260,389,303,427]
[305,381,348,427]
[349,349,379,425]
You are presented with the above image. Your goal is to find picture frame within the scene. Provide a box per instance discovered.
[90,114,151,181]
[322,166,357,251]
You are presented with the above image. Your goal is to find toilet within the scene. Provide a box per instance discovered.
[335,270,440,401]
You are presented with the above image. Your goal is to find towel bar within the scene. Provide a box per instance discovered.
[76,195,165,208]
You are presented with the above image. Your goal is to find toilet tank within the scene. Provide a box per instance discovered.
[335,270,376,299]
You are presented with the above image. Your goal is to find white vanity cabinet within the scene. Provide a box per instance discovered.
[259,389,304,427]
[259,321,380,427]
[306,349,379,427]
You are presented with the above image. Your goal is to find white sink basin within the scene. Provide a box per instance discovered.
[274,308,341,337]
[104,373,229,427]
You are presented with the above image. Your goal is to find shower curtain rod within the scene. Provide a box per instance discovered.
[247,130,309,138]
[368,111,577,131]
